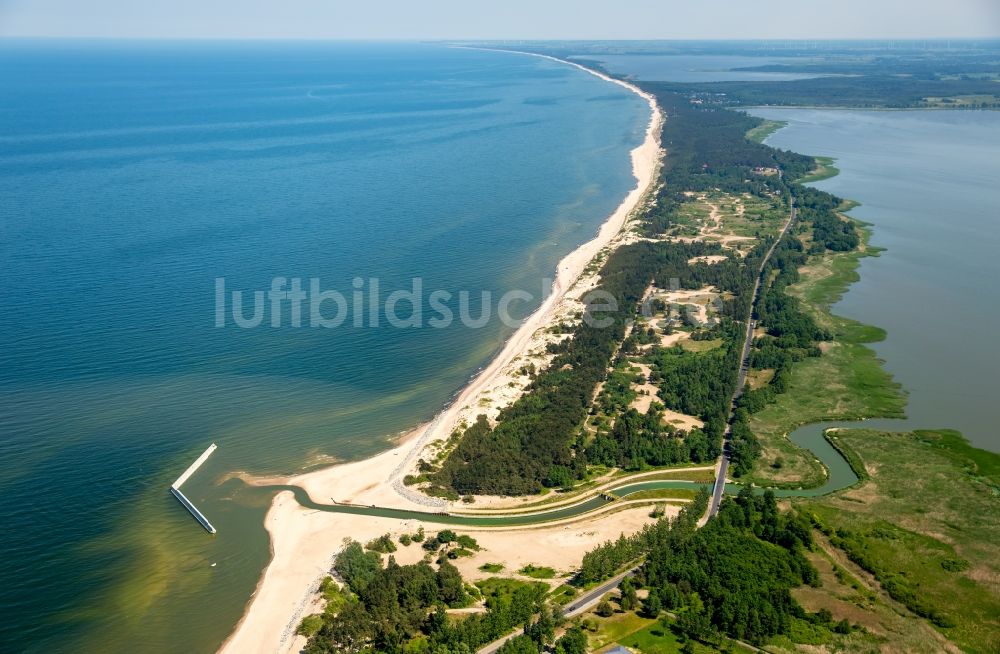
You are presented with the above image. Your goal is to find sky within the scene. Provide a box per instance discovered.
[1,0,998,40]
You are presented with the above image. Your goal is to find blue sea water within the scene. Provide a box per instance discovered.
[0,41,648,652]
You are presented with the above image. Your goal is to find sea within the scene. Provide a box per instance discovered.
[0,41,649,653]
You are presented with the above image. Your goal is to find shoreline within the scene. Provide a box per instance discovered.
[218,53,663,654]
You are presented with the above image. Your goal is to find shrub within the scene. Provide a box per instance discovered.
[457,534,480,551]
[297,614,323,637]
[365,533,397,554]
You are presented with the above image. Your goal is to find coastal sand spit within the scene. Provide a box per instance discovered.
[219,55,663,654]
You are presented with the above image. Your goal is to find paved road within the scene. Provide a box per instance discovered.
[562,568,637,619]
[708,203,797,518]
[476,567,638,654]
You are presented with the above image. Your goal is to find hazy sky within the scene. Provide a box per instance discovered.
[1,0,998,40]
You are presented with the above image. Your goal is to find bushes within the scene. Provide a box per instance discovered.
[829,527,957,629]
[365,533,397,554]
[297,614,323,637]
[729,412,762,477]
[517,564,556,579]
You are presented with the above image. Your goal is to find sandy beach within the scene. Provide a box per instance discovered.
[219,54,663,654]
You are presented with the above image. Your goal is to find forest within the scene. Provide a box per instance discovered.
[304,538,551,654]
[795,186,859,251]
[430,237,758,495]
[643,75,1000,109]
[576,487,710,585]
[640,487,818,645]
[640,91,812,237]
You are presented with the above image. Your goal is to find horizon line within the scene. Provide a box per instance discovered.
[3,35,1000,43]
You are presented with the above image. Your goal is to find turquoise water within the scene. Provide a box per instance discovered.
[748,108,1000,453]
[0,41,648,653]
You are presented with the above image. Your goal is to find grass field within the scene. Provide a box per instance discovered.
[796,428,1000,653]
[517,564,557,579]
[618,623,740,654]
[778,547,931,653]
[745,119,787,144]
[745,222,905,488]
[635,469,716,483]
[549,584,578,606]
[713,192,787,239]
[587,611,656,651]
[797,156,840,183]
[475,577,548,601]
[678,338,722,353]
[586,609,756,654]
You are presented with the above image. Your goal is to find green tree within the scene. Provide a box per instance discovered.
[620,583,638,612]
[497,635,539,654]
[526,605,555,647]
[554,626,588,654]
[333,540,381,593]
[642,592,662,618]
[437,560,468,607]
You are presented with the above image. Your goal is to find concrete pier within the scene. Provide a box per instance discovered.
[170,443,218,534]
[170,487,217,533]
[172,443,218,489]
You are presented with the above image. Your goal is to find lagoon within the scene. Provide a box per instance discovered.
[748,107,1000,452]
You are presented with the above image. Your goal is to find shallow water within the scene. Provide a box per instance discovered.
[0,41,648,653]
